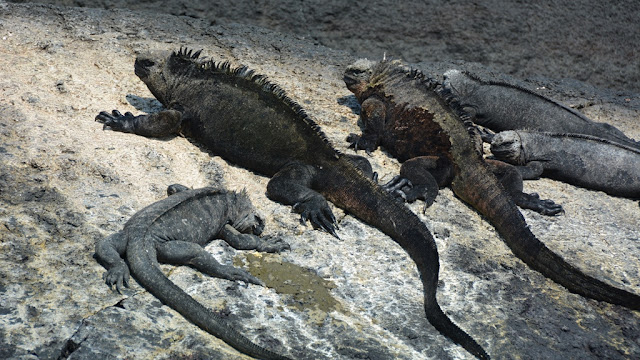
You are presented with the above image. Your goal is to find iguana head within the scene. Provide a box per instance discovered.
[134,48,203,106]
[344,59,376,100]
[229,189,265,236]
[443,69,481,100]
[490,130,526,165]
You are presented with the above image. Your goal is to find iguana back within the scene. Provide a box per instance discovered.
[443,69,640,149]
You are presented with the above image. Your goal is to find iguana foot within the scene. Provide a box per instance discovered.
[103,261,130,294]
[218,265,265,286]
[95,110,137,133]
[346,133,377,154]
[383,175,438,210]
[255,235,291,253]
[293,198,339,238]
[514,192,564,216]
[220,225,291,253]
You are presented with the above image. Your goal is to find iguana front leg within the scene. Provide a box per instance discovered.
[96,109,183,137]
[347,97,386,153]
[388,156,452,211]
[219,224,290,253]
[266,162,339,238]
[156,241,264,285]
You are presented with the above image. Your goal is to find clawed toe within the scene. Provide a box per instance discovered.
[103,263,130,294]
[257,236,291,253]
[294,199,340,238]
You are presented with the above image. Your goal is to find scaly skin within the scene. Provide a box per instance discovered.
[95,184,291,359]
[491,130,640,199]
[344,59,640,357]
[95,48,487,359]
[443,69,640,149]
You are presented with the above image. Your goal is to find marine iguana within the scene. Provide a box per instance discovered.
[490,130,640,200]
[95,48,489,359]
[343,59,640,320]
[442,69,640,149]
[345,62,562,216]
[95,184,291,360]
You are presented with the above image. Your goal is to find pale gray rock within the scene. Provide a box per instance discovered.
[0,3,639,360]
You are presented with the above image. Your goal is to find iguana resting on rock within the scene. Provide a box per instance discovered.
[345,63,561,216]
[95,184,291,360]
[95,48,488,359]
[489,130,640,201]
[442,69,640,149]
[343,58,640,351]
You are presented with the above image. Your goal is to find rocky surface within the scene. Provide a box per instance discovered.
[10,0,640,94]
[1,3,639,360]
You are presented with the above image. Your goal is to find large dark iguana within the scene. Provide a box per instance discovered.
[95,49,489,359]
[442,69,640,149]
[489,130,640,201]
[95,184,291,359]
[343,59,640,324]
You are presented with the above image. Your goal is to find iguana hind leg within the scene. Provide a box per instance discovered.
[486,159,562,215]
[96,231,130,294]
[266,162,339,238]
[343,153,377,182]
[156,240,264,285]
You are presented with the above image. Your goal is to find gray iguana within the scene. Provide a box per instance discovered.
[95,49,489,359]
[442,69,640,149]
[95,184,291,359]
[343,59,640,351]
[490,130,640,201]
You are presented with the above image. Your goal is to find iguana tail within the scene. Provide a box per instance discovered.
[322,160,489,360]
[126,238,291,360]
[452,162,640,310]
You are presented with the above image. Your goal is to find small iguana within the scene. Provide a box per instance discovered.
[95,49,488,359]
[95,184,291,359]
[343,59,640,333]
[442,69,640,149]
[489,130,640,201]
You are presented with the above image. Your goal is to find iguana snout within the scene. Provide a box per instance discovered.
[490,130,525,165]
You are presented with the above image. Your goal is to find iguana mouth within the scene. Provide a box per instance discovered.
[134,58,153,79]
[343,74,358,87]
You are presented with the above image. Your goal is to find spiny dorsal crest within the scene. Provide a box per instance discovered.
[376,59,438,92]
[171,47,339,157]
[174,47,203,60]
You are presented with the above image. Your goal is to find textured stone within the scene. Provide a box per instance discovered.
[0,3,638,360]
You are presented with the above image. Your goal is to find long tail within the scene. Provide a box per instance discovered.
[323,161,489,360]
[453,162,640,310]
[126,238,291,360]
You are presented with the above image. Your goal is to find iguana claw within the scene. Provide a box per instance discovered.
[103,262,130,294]
[346,133,377,154]
[95,109,137,132]
[294,198,340,239]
